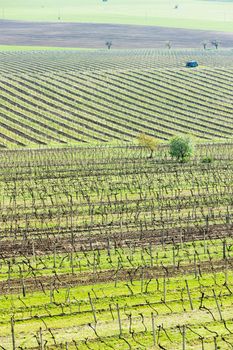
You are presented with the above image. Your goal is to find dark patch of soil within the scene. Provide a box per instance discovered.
[1,258,232,294]
[0,20,232,48]
[0,223,231,258]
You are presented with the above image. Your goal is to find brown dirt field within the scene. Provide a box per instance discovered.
[1,223,232,258]
[0,20,233,48]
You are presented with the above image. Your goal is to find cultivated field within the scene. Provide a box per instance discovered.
[0,21,233,49]
[1,0,233,32]
[1,144,233,349]
[0,49,233,148]
[1,3,233,347]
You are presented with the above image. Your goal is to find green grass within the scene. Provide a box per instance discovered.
[0,272,232,348]
[0,45,86,51]
[1,0,233,32]
[0,144,233,348]
[1,238,231,281]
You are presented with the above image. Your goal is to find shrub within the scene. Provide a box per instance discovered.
[201,156,213,164]
[137,133,159,158]
[169,135,194,162]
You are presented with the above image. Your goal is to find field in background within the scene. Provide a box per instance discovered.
[0,45,83,51]
[0,0,233,32]
[0,21,232,49]
[0,49,233,148]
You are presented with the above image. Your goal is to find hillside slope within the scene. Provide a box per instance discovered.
[0,21,232,49]
[0,49,233,148]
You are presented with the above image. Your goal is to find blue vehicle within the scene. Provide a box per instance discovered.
[186,60,198,68]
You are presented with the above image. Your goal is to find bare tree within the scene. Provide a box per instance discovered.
[201,41,208,50]
[165,41,172,49]
[211,40,220,49]
[105,41,112,49]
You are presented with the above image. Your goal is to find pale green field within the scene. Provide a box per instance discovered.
[0,45,88,51]
[1,0,233,31]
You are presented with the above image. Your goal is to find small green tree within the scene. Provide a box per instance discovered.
[137,133,159,158]
[169,135,194,162]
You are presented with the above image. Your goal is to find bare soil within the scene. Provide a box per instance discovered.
[1,258,232,294]
[0,223,231,258]
[0,20,232,48]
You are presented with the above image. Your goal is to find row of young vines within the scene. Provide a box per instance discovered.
[0,144,233,348]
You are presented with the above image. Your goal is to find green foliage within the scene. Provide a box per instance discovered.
[169,135,194,162]
[201,156,213,164]
[137,133,159,157]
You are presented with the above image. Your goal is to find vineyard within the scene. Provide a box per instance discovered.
[0,49,233,147]
[1,143,233,348]
[1,46,233,349]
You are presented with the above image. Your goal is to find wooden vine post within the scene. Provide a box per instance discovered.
[214,336,218,350]
[88,292,97,324]
[39,327,43,350]
[151,312,156,346]
[185,279,193,310]
[11,316,16,350]
[163,275,166,303]
[182,325,186,350]
[172,245,175,267]
[116,303,122,336]
[223,239,226,260]
[213,289,223,321]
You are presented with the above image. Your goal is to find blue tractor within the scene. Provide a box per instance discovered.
[186,60,198,68]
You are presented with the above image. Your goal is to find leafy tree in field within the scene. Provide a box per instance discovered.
[137,133,159,158]
[169,135,194,162]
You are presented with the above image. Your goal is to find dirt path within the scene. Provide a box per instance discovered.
[0,20,232,48]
